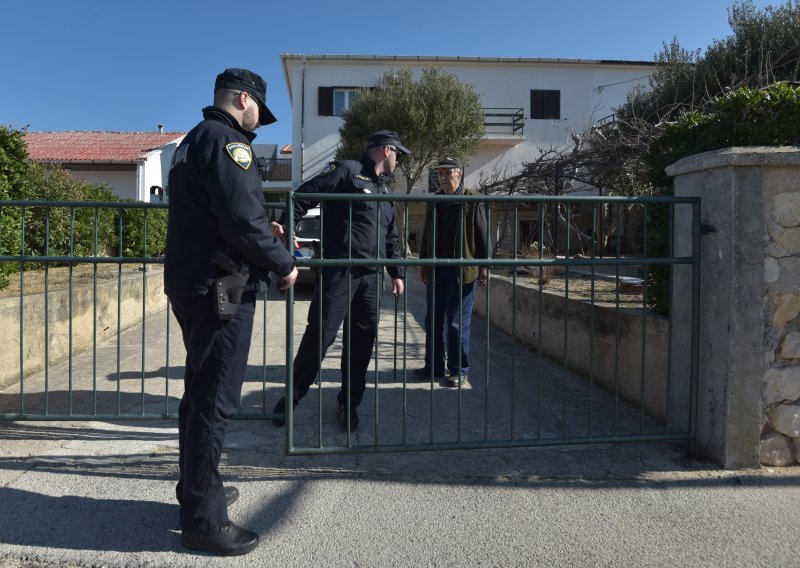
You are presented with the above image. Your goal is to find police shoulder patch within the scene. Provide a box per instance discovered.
[225,143,253,170]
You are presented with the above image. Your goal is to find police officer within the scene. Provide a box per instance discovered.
[271,131,408,431]
[165,68,298,556]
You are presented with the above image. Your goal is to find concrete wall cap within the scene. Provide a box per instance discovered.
[665,146,800,178]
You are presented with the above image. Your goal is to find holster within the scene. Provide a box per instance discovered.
[214,273,249,321]
[211,251,250,321]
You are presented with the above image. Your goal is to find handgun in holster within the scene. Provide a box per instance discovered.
[211,251,250,321]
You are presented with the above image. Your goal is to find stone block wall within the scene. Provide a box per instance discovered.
[667,147,800,467]
[761,183,800,466]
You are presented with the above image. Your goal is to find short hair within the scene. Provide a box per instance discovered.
[213,88,241,108]
[366,144,387,161]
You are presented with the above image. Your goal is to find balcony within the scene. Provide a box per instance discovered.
[259,157,292,182]
[482,108,525,146]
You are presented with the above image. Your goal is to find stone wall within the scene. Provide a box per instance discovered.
[0,268,167,390]
[667,146,800,467]
[762,177,800,466]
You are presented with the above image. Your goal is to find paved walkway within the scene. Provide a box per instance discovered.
[1,279,799,567]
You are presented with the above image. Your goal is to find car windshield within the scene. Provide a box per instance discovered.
[296,218,320,239]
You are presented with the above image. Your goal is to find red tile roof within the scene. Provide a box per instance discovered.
[24,131,186,163]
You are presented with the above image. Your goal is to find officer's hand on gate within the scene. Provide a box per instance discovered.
[270,222,298,249]
[392,277,405,297]
[270,222,286,245]
[477,268,489,287]
[278,267,299,291]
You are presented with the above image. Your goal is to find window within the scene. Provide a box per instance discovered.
[318,86,360,116]
[333,89,357,116]
[530,90,561,120]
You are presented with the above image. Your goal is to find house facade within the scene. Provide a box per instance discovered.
[280,54,655,192]
[24,131,186,202]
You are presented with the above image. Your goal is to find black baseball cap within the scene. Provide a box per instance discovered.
[366,130,411,156]
[214,68,277,125]
[436,158,463,170]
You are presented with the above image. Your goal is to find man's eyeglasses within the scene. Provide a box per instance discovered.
[436,170,460,177]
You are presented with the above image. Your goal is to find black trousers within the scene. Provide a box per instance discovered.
[292,268,379,408]
[170,292,255,533]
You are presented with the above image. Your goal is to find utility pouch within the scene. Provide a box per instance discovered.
[213,273,249,320]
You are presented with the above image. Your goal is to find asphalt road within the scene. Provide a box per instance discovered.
[1,283,799,567]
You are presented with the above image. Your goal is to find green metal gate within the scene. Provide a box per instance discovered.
[0,195,700,457]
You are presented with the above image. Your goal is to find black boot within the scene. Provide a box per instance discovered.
[181,521,259,556]
[271,390,299,427]
[337,402,359,431]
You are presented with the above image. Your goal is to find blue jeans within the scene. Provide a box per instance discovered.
[424,267,476,375]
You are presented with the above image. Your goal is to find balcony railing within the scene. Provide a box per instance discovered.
[483,107,524,136]
[258,157,292,182]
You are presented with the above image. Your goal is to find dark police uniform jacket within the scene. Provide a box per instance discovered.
[283,154,403,280]
[164,106,295,297]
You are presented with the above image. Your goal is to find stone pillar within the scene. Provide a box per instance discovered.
[667,147,800,468]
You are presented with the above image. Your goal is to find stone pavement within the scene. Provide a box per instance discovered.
[1,279,799,567]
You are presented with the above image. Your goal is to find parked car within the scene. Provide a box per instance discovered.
[293,207,320,283]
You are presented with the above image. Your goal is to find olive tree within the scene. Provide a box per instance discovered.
[337,67,485,193]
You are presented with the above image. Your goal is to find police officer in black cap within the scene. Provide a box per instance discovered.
[164,68,298,556]
[271,130,409,431]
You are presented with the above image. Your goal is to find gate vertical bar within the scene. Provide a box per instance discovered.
[689,199,701,452]
[639,204,650,434]
[93,208,99,415]
[19,206,26,415]
[44,206,50,416]
[588,202,597,435]
[68,207,75,415]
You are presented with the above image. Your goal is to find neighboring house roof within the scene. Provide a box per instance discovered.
[24,131,186,164]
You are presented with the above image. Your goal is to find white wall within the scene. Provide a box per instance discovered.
[68,169,138,201]
[65,140,182,203]
[283,56,653,192]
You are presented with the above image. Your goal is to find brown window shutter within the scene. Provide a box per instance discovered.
[318,87,333,116]
[530,90,561,119]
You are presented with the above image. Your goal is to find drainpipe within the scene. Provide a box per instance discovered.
[136,160,145,202]
[298,56,307,189]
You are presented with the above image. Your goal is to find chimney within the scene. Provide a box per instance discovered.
[158,124,164,133]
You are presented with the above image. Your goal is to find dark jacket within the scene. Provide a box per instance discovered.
[420,185,489,284]
[164,106,295,297]
[281,154,403,280]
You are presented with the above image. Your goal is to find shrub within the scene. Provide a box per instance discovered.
[0,125,169,289]
[644,82,800,314]
[646,82,800,189]
[114,203,169,258]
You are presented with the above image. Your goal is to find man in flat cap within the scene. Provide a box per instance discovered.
[415,158,488,388]
[164,68,297,556]
[271,130,408,432]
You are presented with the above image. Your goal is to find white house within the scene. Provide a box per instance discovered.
[280,54,654,192]
[24,131,186,202]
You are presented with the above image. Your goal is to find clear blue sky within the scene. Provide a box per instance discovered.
[0,0,778,145]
